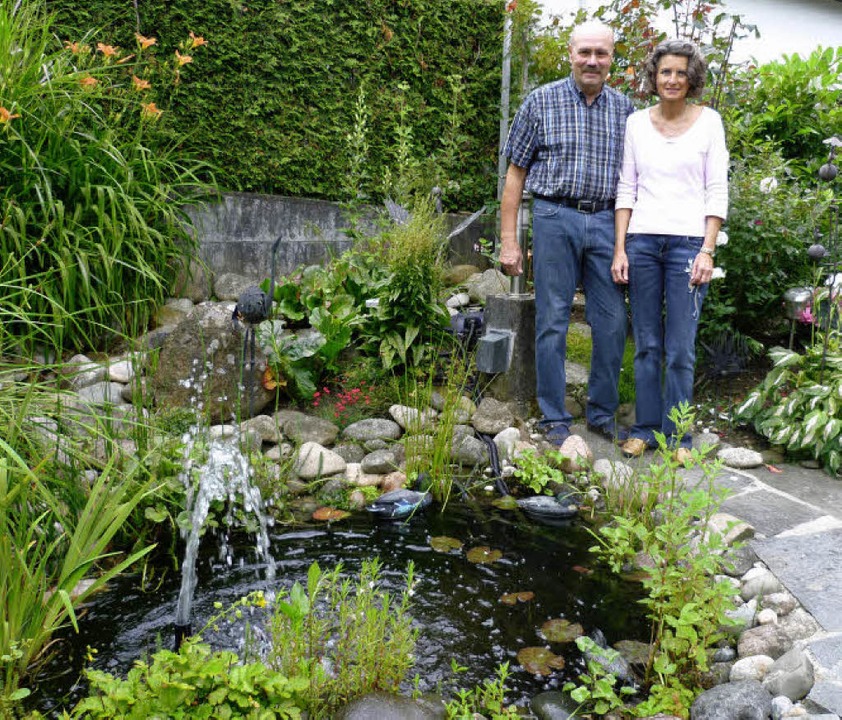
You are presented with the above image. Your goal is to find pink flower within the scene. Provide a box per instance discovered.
[797,305,815,325]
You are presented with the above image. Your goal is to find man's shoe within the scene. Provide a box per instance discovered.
[587,421,629,443]
[621,437,648,458]
[545,425,571,446]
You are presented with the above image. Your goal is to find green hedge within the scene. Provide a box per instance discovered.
[51,0,504,211]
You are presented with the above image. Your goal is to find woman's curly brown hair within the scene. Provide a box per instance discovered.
[642,40,707,99]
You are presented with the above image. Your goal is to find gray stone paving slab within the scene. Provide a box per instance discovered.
[807,679,842,716]
[722,489,825,537]
[752,528,842,632]
[755,463,842,520]
[809,636,842,677]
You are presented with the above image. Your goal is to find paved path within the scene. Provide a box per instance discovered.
[575,423,842,716]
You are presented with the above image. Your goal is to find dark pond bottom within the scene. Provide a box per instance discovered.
[30,499,649,716]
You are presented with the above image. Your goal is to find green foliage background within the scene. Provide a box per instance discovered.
[51,0,504,211]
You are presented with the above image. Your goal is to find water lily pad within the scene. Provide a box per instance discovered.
[492,495,519,510]
[312,507,350,522]
[430,536,463,553]
[516,646,565,675]
[540,618,584,643]
[500,591,535,606]
[466,546,502,564]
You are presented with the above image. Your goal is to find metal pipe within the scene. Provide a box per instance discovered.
[511,190,530,295]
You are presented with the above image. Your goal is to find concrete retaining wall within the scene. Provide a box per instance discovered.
[185,192,495,283]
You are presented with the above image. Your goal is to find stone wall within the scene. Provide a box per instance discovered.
[184,192,495,286]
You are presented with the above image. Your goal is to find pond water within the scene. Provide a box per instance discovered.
[30,499,649,715]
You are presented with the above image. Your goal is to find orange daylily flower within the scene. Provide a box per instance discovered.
[135,33,157,50]
[64,41,89,55]
[188,31,207,48]
[0,106,21,124]
[140,102,162,120]
[79,76,99,88]
[132,75,151,91]
[96,42,119,58]
[174,50,193,67]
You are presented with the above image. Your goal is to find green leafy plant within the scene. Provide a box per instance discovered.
[511,448,567,495]
[736,340,842,474]
[589,405,738,718]
[73,637,306,718]
[0,445,157,710]
[265,559,418,719]
[445,662,521,719]
[562,636,636,717]
[360,197,453,371]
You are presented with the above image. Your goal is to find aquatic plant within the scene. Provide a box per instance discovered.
[0,446,156,712]
[588,405,738,718]
[264,559,417,719]
[445,662,521,719]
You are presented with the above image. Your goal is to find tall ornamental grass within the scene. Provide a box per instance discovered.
[0,0,215,357]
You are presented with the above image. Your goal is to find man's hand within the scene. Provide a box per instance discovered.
[499,240,523,276]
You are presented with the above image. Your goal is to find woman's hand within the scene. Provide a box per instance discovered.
[690,251,714,285]
[611,251,629,285]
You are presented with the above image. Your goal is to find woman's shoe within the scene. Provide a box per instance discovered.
[675,447,693,465]
[621,437,648,458]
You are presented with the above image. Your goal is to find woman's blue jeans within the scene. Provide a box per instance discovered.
[532,200,627,431]
[626,233,708,448]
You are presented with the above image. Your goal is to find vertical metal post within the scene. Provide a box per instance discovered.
[511,190,530,294]
[497,6,513,202]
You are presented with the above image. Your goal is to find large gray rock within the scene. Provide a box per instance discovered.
[763,646,814,700]
[464,268,508,303]
[742,567,784,601]
[294,442,346,480]
[343,418,402,442]
[389,404,437,432]
[214,272,256,301]
[361,448,400,474]
[690,679,773,720]
[730,655,775,682]
[150,302,275,423]
[718,447,765,469]
[451,434,489,467]
[529,690,578,719]
[241,414,282,443]
[739,624,793,659]
[275,409,338,446]
[334,691,445,720]
[472,397,515,435]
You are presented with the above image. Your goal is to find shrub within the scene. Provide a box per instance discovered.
[700,148,823,343]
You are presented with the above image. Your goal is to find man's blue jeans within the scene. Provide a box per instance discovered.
[532,199,627,431]
[626,233,708,448]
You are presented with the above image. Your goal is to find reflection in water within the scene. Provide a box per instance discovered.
[32,501,647,714]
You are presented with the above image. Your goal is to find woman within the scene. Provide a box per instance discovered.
[611,39,728,460]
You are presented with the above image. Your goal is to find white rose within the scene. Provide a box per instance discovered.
[716,230,729,246]
[759,177,778,193]
[711,267,726,280]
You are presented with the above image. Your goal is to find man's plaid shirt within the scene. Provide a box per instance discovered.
[504,76,634,202]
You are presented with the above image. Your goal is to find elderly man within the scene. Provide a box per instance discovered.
[499,21,633,445]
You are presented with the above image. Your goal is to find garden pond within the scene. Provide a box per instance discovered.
[29,497,649,715]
